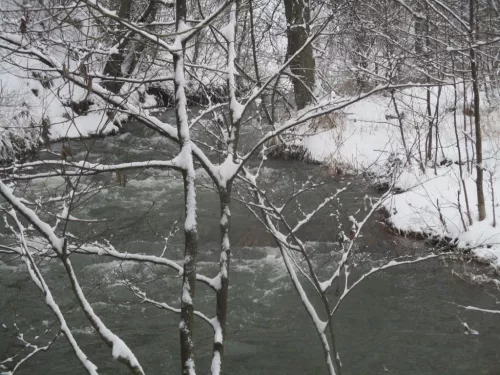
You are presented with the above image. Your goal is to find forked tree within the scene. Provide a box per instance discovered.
[0,0,497,374]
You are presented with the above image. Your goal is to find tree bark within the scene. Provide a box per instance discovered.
[102,0,158,94]
[174,0,199,373]
[212,187,232,374]
[283,0,315,109]
[452,56,473,226]
[469,0,486,221]
[391,89,411,165]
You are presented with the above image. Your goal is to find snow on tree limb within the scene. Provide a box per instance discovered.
[1,159,184,173]
[0,181,64,253]
[73,243,219,290]
[319,188,394,293]
[328,253,454,319]
[0,180,146,375]
[4,210,99,375]
[457,305,500,314]
[128,283,215,328]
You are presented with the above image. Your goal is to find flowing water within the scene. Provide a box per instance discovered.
[1,110,500,375]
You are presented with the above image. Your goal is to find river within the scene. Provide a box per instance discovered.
[1,110,500,375]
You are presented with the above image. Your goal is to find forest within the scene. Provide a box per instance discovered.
[1,0,500,374]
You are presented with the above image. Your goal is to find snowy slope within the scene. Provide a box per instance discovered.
[0,54,153,158]
[298,87,500,268]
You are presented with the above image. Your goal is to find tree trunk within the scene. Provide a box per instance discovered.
[212,187,232,374]
[353,29,368,90]
[174,0,199,373]
[102,0,158,94]
[452,56,473,226]
[414,9,424,55]
[283,0,315,109]
[426,86,433,163]
[391,89,411,165]
[102,0,132,93]
[469,0,486,221]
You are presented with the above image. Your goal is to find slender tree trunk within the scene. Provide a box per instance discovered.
[452,56,473,226]
[463,78,471,174]
[283,0,315,109]
[173,0,199,373]
[414,14,424,55]
[433,85,442,175]
[212,188,232,374]
[355,32,368,90]
[426,86,433,163]
[391,89,411,165]
[424,2,433,164]
[469,0,486,221]
[491,171,496,227]
[211,6,238,373]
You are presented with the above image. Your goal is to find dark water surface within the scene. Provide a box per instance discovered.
[1,110,500,375]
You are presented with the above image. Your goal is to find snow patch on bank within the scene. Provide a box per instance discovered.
[298,87,500,269]
[0,55,156,157]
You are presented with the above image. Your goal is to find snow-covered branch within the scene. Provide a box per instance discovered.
[72,243,220,291]
[0,181,146,375]
[329,253,453,318]
[319,187,394,293]
[128,283,215,329]
[3,210,99,375]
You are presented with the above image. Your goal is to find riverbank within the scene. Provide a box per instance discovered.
[0,58,131,159]
[3,63,500,269]
[293,87,500,269]
[0,60,233,160]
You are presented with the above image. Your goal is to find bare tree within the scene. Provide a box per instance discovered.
[1,0,500,374]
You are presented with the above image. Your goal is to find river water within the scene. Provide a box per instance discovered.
[1,110,500,375]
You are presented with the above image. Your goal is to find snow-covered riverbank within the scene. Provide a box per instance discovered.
[0,56,156,158]
[3,60,500,269]
[297,87,500,269]
[0,56,229,159]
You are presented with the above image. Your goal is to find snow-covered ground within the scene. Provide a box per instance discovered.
[298,87,500,269]
[0,56,157,158]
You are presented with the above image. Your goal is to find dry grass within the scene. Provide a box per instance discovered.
[483,106,500,139]
[309,111,345,132]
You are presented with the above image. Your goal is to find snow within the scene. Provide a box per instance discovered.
[177,21,191,38]
[65,257,144,373]
[182,282,193,305]
[220,207,230,226]
[462,322,479,335]
[298,86,500,269]
[211,351,221,375]
[299,96,395,171]
[215,157,240,185]
[463,305,500,314]
[230,98,244,123]
[212,318,223,344]
[0,183,64,252]
[386,164,500,268]
[0,45,157,156]
[185,358,196,375]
